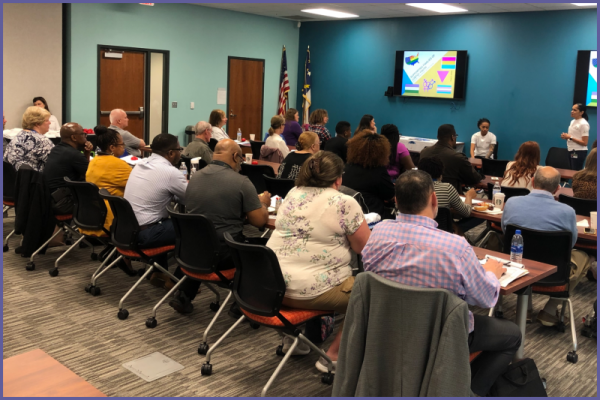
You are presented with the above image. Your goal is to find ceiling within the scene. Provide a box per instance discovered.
[195,3,597,21]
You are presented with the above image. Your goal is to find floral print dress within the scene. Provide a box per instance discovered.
[3,130,54,171]
[266,186,364,299]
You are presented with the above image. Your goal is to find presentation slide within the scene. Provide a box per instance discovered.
[401,51,457,98]
[587,51,597,107]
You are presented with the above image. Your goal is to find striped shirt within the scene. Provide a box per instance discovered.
[123,154,188,226]
[363,213,500,332]
[433,181,471,218]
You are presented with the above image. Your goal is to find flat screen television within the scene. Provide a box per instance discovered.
[393,51,468,100]
[573,50,597,107]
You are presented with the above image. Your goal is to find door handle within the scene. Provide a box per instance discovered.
[230,110,237,118]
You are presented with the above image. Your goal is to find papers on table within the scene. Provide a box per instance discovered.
[480,254,528,288]
[459,196,483,205]
[577,219,590,228]
[121,155,142,166]
[234,140,251,147]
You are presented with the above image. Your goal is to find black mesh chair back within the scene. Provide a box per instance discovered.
[481,158,509,177]
[167,205,220,275]
[545,147,571,169]
[435,207,453,233]
[503,224,572,287]
[209,138,218,152]
[250,140,264,160]
[263,175,295,197]
[64,177,108,233]
[240,163,275,194]
[486,183,530,202]
[224,232,286,317]
[3,161,17,203]
[99,188,139,251]
[492,141,499,160]
[558,194,597,216]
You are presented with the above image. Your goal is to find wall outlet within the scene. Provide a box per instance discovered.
[172,101,177,108]
[191,102,194,110]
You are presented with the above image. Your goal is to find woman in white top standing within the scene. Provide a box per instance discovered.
[264,115,290,158]
[561,103,590,170]
[470,118,496,159]
[33,97,60,131]
[208,109,229,141]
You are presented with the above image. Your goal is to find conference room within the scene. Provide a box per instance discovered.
[2,2,597,397]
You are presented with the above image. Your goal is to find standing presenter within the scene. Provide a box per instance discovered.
[561,103,590,170]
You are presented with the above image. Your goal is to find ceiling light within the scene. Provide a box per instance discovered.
[301,9,359,18]
[571,3,597,6]
[406,3,468,13]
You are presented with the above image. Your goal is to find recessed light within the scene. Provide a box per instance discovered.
[301,9,359,18]
[406,3,468,13]
[571,3,597,6]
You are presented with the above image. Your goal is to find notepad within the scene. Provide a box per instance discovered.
[459,196,483,205]
[577,219,590,228]
[480,254,529,287]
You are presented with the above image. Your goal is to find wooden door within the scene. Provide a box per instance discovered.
[99,50,146,139]
[227,57,264,140]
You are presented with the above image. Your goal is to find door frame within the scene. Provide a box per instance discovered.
[226,56,265,137]
[97,44,170,142]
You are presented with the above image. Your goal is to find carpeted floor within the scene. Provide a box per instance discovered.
[2,211,597,397]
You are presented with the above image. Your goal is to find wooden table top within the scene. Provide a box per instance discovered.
[476,176,575,198]
[253,159,281,174]
[469,158,577,180]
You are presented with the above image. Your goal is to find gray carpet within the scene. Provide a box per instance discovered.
[2,211,597,397]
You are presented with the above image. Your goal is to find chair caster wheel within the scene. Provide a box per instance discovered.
[209,302,220,312]
[90,286,101,296]
[117,309,129,320]
[25,262,35,271]
[567,351,578,364]
[85,284,92,293]
[49,268,59,277]
[65,239,73,246]
[198,343,209,355]
[321,372,334,385]
[250,322,260,329]
[90,253,98,261]
[494,310,504,319]
[3,245,8,252]
[79,242,87,249]
[276,345,284,356]
[146,317,157,328]
[201,363,212,376]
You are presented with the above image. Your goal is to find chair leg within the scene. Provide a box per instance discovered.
[4,229,15,250]
[204,282,221,304]
[27,227,64,265]
[204,315,246,364]
[117,264,155,319]
[147,276,187,324]
[261,336,301,397]
[91,253,121,286]
[559,300,567,324]
[200,290,233,351]
[51,235,86,276]
[567,298,578,353]
[298,333,334,373]
[152,262,179,283]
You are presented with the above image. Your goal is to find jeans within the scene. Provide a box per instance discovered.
[569,150,588,170]
[137,219,175,271]
[468,314,522,396]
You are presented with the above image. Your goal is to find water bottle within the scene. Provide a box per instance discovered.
[179,162,188,179]
[237,128,242,142]
[492,181,501,198]
[275,196,282,214]
[510,230,524,263]
[190,167,197,179]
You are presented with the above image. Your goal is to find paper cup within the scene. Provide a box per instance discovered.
[591,212,597,231]
[249,134,256,141]
[492,192,506,210]
[245,153,252,163]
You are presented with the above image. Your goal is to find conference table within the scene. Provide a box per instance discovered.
[476,175,575,198]
[469,158,578,180]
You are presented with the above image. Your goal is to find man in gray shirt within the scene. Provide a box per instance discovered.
[109,108,146,157]
[183,120,213,163]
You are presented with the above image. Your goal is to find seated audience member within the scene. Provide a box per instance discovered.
[501,166,592,326]
[109,109,146,157]
[381,123,414,180]
[4,106,54,171]
[209,109,229,142]
[572,148,597,200]
[592,139,597,149]
[324,121,351,163]
[124,133,187,289]
[308,109,332,146]
[281,108,303,146]
[420,124,483,193]
[171,139,271,313]
[362,170,521,397]
[183,121,213,163]
[354,114,376,135]
[470,118,496,159]
[501,141,541,191]
[277,131,319,180]
[43,123,93,215]
[264,115,290,158]
[267,150,370,368]
[343,131,395,220]
[32,96,60,131]
[84,125,135,276]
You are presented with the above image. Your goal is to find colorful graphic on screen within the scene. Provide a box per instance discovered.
[587,51,597,107]
[401,51,457,98]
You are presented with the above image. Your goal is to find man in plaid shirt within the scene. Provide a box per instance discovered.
[362,170,521,397]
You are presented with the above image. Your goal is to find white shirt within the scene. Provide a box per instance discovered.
[471,131,497,157]
[49,115,60,132]
[567,118,590,151]
[265,134,290,158]
[211,126,229,142]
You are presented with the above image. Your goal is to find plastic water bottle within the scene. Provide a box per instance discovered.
[237,128,242,142]
[179,162,188,179]
[492,181,501,198]
[189,167,197,179]
[510,230,524,263]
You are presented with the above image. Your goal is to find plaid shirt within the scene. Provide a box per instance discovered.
[308,124,332,144]
[362,213,500,332]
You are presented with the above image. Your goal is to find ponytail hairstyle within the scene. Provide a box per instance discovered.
[94,125,121,152]
[295,150,344,188]
[268,115,285,136]
[575,103,589,121]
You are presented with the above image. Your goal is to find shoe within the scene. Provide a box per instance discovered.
[117,259,138,277]
[526,310,535,323]
[281,335,311,356]
[168,290,194,314]
[537,310,560,327]
[315,356,336,373]
[164,278,175,291]
[149,272,166,288]
[228,302,243,319]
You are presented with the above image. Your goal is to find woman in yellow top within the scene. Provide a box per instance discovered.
[83,125,135,275]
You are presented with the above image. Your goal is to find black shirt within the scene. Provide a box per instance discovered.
[276,152,312,180]
[342,163,395,219]
[324,136,348,162]
[420,142,483,193]
[43,142,89,192]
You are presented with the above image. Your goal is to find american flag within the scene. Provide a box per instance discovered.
[278,46,290,116]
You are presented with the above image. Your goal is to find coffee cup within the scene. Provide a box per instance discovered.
[591,211,597,231]
[245,153,252,163]
[492,192,506,210]
[249,134,256,141]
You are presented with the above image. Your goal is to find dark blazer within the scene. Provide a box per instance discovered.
[324,136,348,163]
[342,163,395,219]
[420,142,482,193]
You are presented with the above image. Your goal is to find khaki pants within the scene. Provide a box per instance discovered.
[282,276,355,314]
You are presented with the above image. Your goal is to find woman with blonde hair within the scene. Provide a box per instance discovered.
[308,108,332,146]
[263,115,290,160]
[501,141,541,191]
[208,109,228,141]
[572,148,597,199]
[277,131,319,179]
[281,108,303,146]
[3,106,54,171]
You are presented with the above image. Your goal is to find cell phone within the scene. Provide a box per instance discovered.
[584,228,596,234]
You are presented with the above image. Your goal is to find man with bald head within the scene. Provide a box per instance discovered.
[109,108,146,157]
[182,121,213,163]
[44,122,93,214]
[168,139,271,313]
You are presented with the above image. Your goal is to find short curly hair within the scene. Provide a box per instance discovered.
[22,106,51,130]
[346,130,390,168]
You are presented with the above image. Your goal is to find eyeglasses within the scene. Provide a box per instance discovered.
[233,152,244,162]
[169,147,184,152]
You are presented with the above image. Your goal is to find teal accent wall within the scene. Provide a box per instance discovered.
[66,3,299,141]
[296,9,597,161]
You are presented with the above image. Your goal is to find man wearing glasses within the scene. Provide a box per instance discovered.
[420,124,483,194]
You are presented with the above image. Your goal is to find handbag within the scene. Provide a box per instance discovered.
[489,358,547,397]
